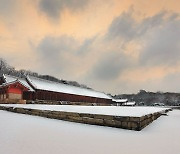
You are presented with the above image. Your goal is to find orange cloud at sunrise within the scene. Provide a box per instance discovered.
[0,0,179,94]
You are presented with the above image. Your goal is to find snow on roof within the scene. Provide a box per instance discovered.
[124,101,136,106]
[0,80,30,91]
[27,76,111,99]
[0,80,19,87]
[2,74,15,83]
[112,99,128,103]
[2,74,34,91]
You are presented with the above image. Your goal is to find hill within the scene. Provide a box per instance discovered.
[113,90,180,106]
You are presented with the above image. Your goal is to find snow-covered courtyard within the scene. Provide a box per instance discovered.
[0,109,180,154]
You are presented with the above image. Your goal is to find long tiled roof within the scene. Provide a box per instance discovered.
[27,75,111,99]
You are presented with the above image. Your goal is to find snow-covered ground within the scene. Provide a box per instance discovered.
[0,104,170,117]
[0,109,179,154]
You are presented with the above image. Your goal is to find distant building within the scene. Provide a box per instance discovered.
[152,103,165,106]
[0,79,30,104]
[112,99,136,106]
[122,101,136,106]
[0,74,113,104]
[112,98,128,106]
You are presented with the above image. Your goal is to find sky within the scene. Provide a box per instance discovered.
[0,0,180,94]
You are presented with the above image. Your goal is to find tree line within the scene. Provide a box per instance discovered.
[0,58,92,90]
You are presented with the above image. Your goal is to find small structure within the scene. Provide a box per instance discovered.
[112,99,136,106]
[112,99,128,106]
[122,101,136,106]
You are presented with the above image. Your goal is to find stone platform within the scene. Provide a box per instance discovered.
[0,105,171,131]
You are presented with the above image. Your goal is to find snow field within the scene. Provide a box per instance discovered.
[0,109,179,154]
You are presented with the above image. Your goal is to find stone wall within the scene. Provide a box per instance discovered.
[0,99,26,104]
[0,106,171,131]
[26,100,111,106]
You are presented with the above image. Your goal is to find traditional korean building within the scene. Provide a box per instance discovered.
[0,77,32,104]
[0,74,113,104]
[112,99,136,106]
[112,98,128,106]
[122,101,136,106]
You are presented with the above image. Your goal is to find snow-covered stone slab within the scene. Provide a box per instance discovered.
[0,104,171,131]
[0,104,170,117]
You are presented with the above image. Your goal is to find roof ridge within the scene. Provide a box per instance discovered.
[27,75,100,93]
[3,73,26,80]
[16,79,31,90]
[26,75,38,89]
[27,75,110,99]
[27,75,61,84]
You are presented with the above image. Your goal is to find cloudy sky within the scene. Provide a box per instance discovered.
[0,0,180,94]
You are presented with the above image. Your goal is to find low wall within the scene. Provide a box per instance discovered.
[0,106,171,131]
[26,100,111,106]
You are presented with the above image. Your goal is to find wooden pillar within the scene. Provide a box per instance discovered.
[30,92,32,100]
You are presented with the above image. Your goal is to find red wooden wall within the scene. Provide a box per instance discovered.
[23,90,112,104]
[8,87,22,94]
